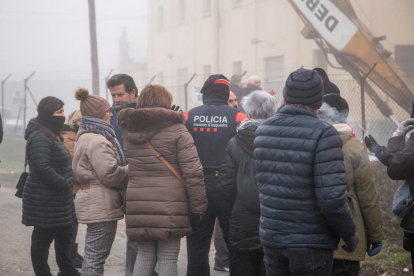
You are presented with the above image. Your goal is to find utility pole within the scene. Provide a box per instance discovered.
[88,0,100,95]
[104,69,113,101]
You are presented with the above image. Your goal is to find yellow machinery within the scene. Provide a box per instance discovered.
[288,0,414,118]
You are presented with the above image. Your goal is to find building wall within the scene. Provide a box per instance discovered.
[147,0,414,108]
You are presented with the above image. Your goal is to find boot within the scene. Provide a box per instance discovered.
[70,243,84,269]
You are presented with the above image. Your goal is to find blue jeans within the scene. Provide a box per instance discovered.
[263,246,333,276]
[186,186,230,276]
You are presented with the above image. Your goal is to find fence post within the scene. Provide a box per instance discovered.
[1,73,12,117]
[360,63,377,142]
[148,75,156,85]
[23,71,36,130]
[184,73,196,111]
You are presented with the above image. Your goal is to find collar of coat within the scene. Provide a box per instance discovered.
[334,123,353,145]
[117,107,185,133]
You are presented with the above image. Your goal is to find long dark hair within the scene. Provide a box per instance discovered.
[36,96,65,141]
[37,96,64,117]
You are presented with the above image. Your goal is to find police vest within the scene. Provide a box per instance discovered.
[184,99,246,173]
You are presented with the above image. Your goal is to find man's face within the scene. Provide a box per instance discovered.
[110,84,136,110]
[228,91,238,109]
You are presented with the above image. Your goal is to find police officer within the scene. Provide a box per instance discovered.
[184,74,246,276]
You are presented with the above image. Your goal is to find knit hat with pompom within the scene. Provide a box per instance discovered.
[75,88,110,120]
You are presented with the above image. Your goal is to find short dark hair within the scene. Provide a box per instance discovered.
[107,74,138,97]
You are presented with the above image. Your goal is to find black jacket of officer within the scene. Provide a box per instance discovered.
[184,75,245,189]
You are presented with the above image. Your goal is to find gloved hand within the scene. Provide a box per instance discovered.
[365,135,381,153]
[189,212,205,228]
[342,232,360,253]
[393,118,414,137]
[171,105,182,112]
[365,135,387,157]
[367,241,382,257]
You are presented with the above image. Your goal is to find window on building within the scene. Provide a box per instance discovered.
[157,6,163,31]
[203,65,211,77]
[232,0,242,8]
[157,72,164,86]
[232,61,242,75]
[312,49,328,71]
[177,68,188,106]
[395,45,414,75]
[265,56,284,82]
[203,0,211,16]
[178,0,185,24]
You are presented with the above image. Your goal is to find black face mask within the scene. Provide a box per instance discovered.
[37,115,66,136]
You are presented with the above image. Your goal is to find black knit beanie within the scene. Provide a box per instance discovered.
[37,96,64,117]
[201,74,230,103]
[323,94,349,115]
[313,68,340,95]
[283,68,324,110]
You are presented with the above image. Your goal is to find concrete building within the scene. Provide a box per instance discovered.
[147,0,414,112]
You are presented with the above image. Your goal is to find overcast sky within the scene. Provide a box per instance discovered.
[0,0,148,81]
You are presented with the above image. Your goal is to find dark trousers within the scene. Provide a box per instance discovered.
[186,187,230,276]
[263,246,333,276]
[229,250,266,276]
[70,214,79,258]
[408,232,414,271]
[31,226,78,276]
[331,259,360,276]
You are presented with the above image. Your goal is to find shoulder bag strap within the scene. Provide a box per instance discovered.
[146,141,186,187]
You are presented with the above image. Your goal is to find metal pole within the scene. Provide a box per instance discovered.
[184,73,196,111]
[1,73,12,117]
[23,71,36,130]
[360,63,377,141]
[104,69,113,101]
[88,0,100,96]
[148,75,156,85]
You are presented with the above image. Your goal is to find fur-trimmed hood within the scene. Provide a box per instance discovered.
[117,107,185,143]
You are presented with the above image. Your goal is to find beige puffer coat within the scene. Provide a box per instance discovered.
[72,129,128,224]
[117,107,207,242]
[333,124,384,261]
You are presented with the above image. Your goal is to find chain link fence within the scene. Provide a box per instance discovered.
[264,75,414,146]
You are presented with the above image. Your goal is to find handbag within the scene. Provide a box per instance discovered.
[392,182,413,218]
[146,141,186,187]
[15,155,28,198]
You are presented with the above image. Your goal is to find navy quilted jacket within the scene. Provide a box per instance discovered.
[254,105,356,250]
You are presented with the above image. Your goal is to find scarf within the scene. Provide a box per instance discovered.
[80,116,127,167]
[37,114,65,135]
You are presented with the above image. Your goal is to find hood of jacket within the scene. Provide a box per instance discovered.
[117,107,185,143]
[334,123,352,145]
[25,119,40,140]
[236,119,262,156]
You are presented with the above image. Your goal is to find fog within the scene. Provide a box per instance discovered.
[0,0,147,118]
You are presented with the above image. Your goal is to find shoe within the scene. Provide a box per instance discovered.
[214,266,229,272]
[71,254,83,269]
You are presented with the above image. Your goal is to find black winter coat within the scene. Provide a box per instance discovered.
[385,134,414,181]
[22,119,74,228]
[254,105,356,250]
[218,121,262,252]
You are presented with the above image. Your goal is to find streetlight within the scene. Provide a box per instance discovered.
[251,38,274,48]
